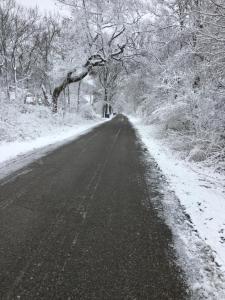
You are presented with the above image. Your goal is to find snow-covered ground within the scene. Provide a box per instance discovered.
[130,116,225,299]
[0,115,106,180]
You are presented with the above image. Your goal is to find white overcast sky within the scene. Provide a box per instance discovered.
[17,0,60,13]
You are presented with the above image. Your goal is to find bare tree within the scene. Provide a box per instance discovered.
[52,45,126,112]
[51,0,140,112]
[98,62,122,103]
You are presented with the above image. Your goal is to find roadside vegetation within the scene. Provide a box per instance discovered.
[0,0,225,172]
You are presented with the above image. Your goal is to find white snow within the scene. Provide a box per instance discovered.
[0,118,105,180]
[130,116,225,298]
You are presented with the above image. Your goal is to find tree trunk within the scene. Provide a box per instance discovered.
[51,46,126,113]
[67,85,70,107]
[14,59,17,101]
[63,89,67,117]
[52,86,62,113]
[52,68,88,113]
[41,84,50,106]
[77,81,81,113]
[104,88,108,102]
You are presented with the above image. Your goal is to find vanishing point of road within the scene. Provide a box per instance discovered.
[0,115,189,299]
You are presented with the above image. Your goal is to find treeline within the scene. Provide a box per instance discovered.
[122,0,225,167]
[1,0,225,166]
[0,0,62,104]
[0,0,141,112]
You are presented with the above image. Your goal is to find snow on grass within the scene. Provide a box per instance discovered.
[0,121,102,165]
[130,116,225,299]
[0,115,106,180]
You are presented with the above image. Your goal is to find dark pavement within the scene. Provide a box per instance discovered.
[0,115,189,299]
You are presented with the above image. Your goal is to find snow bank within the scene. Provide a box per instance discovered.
[0,121,102,164]
[130,116,225,298]
[0,118,105,180]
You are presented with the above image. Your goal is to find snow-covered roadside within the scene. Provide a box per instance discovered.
[0,119,106,181]
[130,116,225,298]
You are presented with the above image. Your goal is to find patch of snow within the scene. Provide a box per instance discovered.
[25,95,36,104]
[130,115,225,299]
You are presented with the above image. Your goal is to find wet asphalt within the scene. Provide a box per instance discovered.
[0,115,189,299]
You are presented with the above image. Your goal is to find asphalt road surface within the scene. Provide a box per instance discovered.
[0,115,189,299]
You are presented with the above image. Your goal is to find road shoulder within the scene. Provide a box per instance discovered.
[130,116,225,299]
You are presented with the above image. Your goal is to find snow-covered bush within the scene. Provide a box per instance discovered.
[80,104,98,120]
[122,0,225,170]
[188,147,207,162]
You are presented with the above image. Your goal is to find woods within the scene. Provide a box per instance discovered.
[0,0,225,169]
[121,0,225,169]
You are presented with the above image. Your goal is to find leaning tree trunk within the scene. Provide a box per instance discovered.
[52,68,89,113]
[51,46,126,113]
[52,86,63,113]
